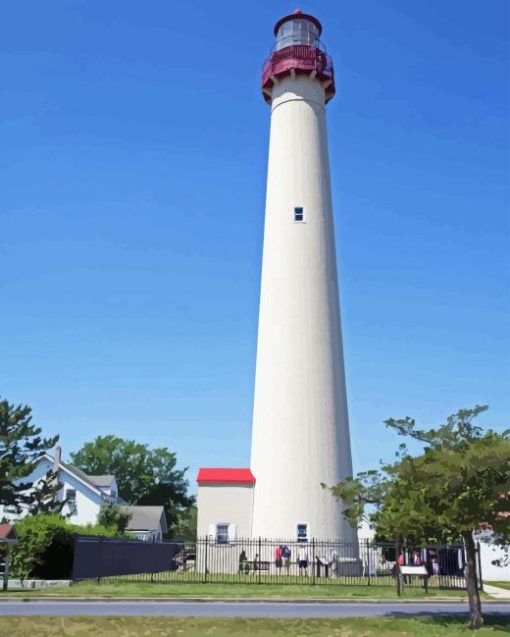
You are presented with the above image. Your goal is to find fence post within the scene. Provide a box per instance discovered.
[204,537,208,584]
[476,541,483,591]
[395,534,402,597]
[258,537,262,585]
[311,538,316,585]
[367,539,371,586]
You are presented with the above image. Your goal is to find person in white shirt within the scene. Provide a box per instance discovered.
[298,545,309,576]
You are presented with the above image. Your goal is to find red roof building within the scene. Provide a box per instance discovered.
[196,468,256,540]
[196,468,256,485]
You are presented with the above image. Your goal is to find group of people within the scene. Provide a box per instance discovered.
[275,544,309,575]
[396,550,441,575]
[238,544,311,576]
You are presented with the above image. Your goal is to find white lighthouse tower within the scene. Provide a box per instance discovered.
[250,11,356,541]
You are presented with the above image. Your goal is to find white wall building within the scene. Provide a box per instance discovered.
[196,469,255,542]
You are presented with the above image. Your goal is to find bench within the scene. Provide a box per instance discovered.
[399,565,430,591]
[239,560,271,574]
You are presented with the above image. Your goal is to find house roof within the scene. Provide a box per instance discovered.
[39,454,104,496]
[59,461,106,494]
[56,460,114,492]
[87,475,115,488]
[122,506,168,534]
[197,468,256,485]
[0,523,19,544]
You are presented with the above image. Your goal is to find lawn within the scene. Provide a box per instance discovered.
[1,580,482,600]
[487,582,510,591]
[1,616,509,636]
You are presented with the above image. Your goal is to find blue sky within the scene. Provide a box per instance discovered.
[1,1,508,494]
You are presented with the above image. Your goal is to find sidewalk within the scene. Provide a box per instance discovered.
[483,584,510,600]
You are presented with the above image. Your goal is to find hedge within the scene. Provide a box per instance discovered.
[6,514,122,579]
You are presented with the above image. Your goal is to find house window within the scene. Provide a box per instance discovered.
[66,489,77,515]
[294,207,304,222]
[216,524,229,545]
[297,522,309,542]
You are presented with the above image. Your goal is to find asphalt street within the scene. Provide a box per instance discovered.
[0,601,508,618]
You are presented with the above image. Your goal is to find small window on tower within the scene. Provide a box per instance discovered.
[294,207,304,222]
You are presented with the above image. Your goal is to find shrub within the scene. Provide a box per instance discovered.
[97,504,132,533]
[9,514,122,579]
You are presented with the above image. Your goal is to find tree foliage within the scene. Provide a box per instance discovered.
[328,406,510,629]
[0,397,62,515]
[173,506,197,541]
[27,469,68,516]
[97,504,132,534]
[70,435,194,534]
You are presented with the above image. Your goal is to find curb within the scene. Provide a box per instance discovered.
[0,597,505,604]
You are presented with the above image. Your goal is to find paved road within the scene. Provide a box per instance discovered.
[0,601,509,618]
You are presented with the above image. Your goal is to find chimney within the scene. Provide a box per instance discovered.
[53,445,61,474]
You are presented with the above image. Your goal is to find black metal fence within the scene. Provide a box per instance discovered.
[73,536,483,590]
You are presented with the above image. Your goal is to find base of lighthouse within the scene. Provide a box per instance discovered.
[196,467,358,543]
[195,467,363,577]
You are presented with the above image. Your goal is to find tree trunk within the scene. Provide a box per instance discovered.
[463,532,483,629]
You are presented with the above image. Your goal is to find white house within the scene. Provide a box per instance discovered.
[0,447,117,526]
[474,528,510,582]
[0,447,167,541]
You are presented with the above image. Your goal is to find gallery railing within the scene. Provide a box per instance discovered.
[73,536,482,591]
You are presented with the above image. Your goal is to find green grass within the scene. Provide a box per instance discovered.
[1,580,485,600]
[487,582,510,592]
[1,616,509,636]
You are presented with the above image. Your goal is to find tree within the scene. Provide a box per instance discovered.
[27,469,67,516]
[327,406,510,630]
[97,504,132,533]
[70,435,194,534]
[0,397,62,515]
[173,506,197,541]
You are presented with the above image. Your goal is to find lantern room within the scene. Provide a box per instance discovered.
[261,10,335,104]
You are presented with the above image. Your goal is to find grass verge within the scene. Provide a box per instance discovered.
[1,616,509,636]
[1,580,489,600]
[486,582,510,592]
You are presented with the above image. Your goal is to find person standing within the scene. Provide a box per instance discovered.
[275,545,283,574]
[411,550,422,566]
[298,545,309,576]
[239,549,249,575]
[282,545,291,574]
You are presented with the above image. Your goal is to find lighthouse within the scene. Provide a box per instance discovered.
[250,11,356,541]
